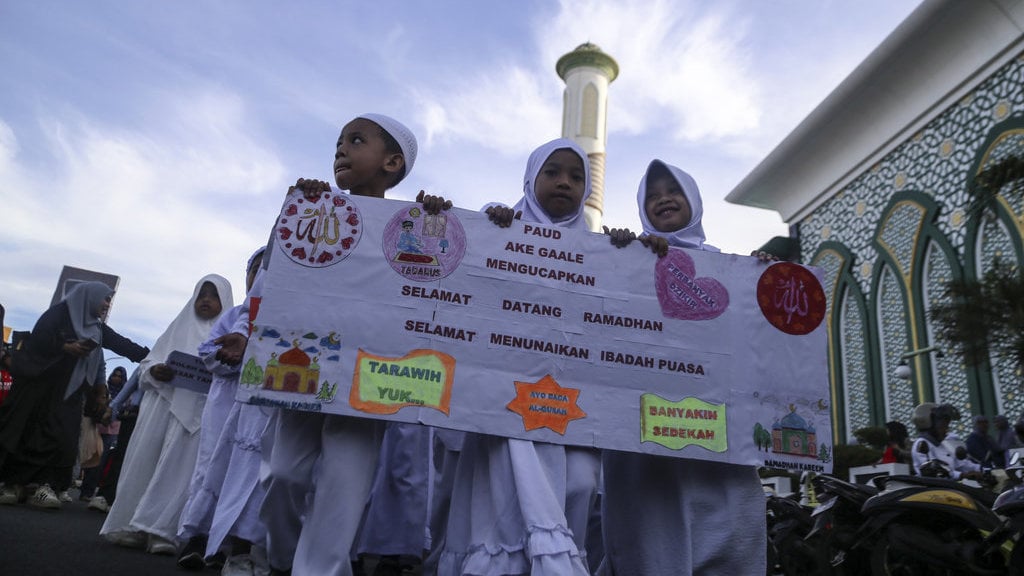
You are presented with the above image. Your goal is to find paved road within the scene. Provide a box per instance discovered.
[0,494,417,576]
[1,496,187,576]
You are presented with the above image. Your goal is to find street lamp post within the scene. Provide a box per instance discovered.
[895,346,945,380]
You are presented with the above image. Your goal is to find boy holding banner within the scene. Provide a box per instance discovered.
[214,113,448,576]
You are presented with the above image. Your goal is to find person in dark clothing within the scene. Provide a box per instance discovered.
[966,414,999,467]
[0,282,148,509]
[88,367,143,512]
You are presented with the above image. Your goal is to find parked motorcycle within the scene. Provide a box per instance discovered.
[765,486,817,575]
[806,473,877,574]
[855,459,1006,575]
[987,450,1024,575]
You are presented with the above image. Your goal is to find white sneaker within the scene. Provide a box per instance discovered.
[221,554,256,576]
[0,484,24,505]
[29,484,61,509]
[146,534,178,555]
[87,495,110,512]
[58,490,73,503]
[106,531,146,548]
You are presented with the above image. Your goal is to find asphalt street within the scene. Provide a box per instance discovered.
[0,494,417,576]
[0,495,186,576]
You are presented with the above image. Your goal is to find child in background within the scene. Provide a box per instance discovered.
[215,113,448,576]
[880,420,910,464]
[599,160,766,576]
[176,247,266,572]
[101,275,233,554]
[80,366,127,502]
[437,138,597,575]
[89,367,143,512]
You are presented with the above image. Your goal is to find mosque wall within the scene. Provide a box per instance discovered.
[798,52,1024,441]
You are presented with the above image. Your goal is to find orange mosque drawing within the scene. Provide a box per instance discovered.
[263,342,321,394]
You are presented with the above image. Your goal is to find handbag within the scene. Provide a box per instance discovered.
[79,417,104,468]
[6,331,59,380]
[6,331,41,379]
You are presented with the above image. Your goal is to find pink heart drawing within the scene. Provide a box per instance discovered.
[654,249,729,321]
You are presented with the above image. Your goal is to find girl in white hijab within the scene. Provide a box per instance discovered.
[101,274,233,554]
[438,138,595,576]
[177,248,267,571]
[599,160,765,576]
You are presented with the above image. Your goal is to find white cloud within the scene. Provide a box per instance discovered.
[0,87,286,340]
[540,0,761,141]
[414,66,562,155]
[0,119,17,168]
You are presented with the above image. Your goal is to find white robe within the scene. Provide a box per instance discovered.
[438,435,589,575]
[177,305,245,541]
[357,422,431,557]
[598,453,765,576]
[101,274,233,543]
[205,400,272,554]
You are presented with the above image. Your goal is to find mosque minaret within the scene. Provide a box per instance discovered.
[556,43,619,232]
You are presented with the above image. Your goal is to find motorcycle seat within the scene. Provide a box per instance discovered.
[880,474,998,508]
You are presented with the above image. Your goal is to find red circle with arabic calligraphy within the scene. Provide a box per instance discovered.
[756,262,826,335]
[276,191,362,268]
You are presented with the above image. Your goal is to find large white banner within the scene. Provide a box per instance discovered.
[238,191,833,471]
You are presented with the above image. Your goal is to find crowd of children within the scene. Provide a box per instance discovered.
[0,113,771,576]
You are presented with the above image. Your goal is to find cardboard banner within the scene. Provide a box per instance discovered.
[50,266,120,316]
[237,191,833,470]
[166,351,214,394]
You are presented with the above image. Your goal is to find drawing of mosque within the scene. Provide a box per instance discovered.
[263,343,320,394]
[772,408,817,458]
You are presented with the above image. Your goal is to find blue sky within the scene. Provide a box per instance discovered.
[1,0,922,368]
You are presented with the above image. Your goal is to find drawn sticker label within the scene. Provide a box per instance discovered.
[351,349,455,415]
[640,394,727,452]
[276,190,362,267]
[506,374,587,434]
[382,206,467,281]
[257,330,344,398]
[654,249,729,321]
[756,262,826,335]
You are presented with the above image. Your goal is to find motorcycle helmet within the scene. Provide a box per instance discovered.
[911,402,961,431]
[912,403,938,431]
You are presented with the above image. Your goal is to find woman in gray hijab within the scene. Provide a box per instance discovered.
[0,282,148,509]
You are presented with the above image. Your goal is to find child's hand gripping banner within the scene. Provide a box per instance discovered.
[237,191,833,471]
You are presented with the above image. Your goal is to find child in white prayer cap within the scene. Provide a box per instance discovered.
[213,113,448,576]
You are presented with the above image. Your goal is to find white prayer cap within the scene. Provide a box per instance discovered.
[357,113,418,181]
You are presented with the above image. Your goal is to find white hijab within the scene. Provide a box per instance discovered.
[512,138,592,230]
[637,159,717,252]
[139,274,233,433]
[63,281,114,398]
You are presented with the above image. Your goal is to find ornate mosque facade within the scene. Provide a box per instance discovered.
[727,0,1024,441]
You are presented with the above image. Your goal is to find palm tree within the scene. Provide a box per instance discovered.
[930,260,1024,372]
[930,153,1024,376]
